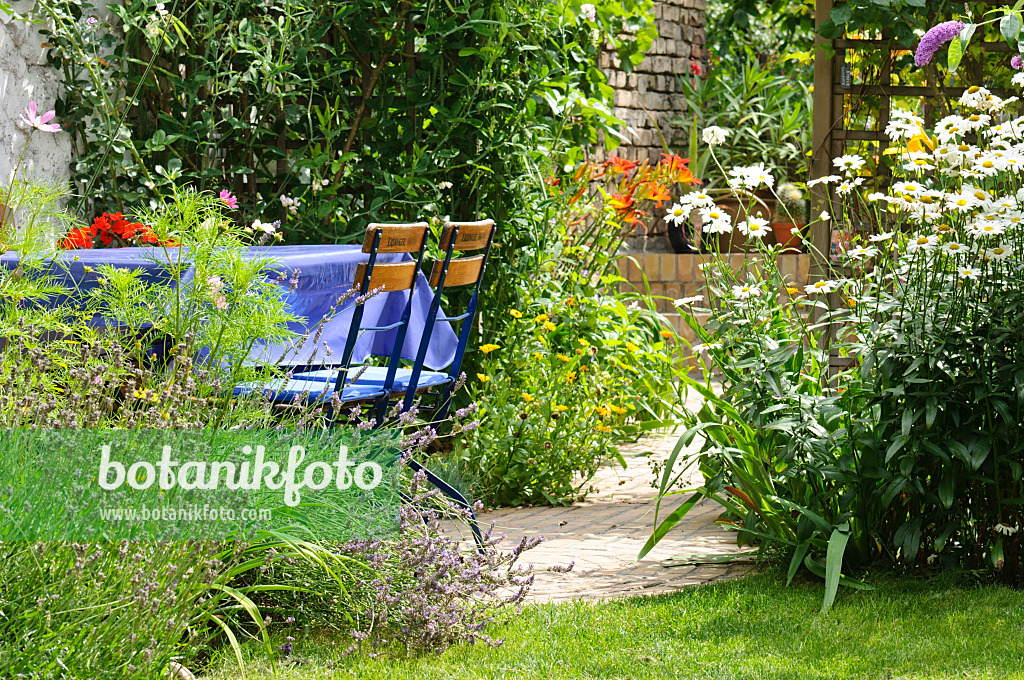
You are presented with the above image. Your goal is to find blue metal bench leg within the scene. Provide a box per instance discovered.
[406,458,485,553]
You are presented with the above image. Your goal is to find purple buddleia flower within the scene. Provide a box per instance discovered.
[1012,55,1024,70]
[915,21,965,67]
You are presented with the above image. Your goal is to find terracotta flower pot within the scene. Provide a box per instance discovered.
[715,194,776,252]
[771,222,804,253]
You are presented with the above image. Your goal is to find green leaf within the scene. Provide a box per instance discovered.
[822,527,850,612]
[938,472,955,509]
[1002,13,1021,48]
[787,542,811,586]
[830,4,853,25]
[637,491,703,559]
[947,36,964,73]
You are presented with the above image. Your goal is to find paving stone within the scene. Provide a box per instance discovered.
[474,389,751,602]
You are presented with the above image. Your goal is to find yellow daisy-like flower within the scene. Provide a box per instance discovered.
[578,338,590,347]
[786,287,799,295]
[594,405,610,417]
[597,425,612,433]
[477,373,490,383]
[625,341,640,353]
[534,313,550,323]
[479,343,500,354]
[565,371,577,383]
[522,392,535,402]
[509,309,523,319]
[553,404,568,412]
[660,330,674,339]
[543,321,556,332]
[565,297,576,306]
[556,354,571,362]
[532,352,544,360]
[610,404,628,415]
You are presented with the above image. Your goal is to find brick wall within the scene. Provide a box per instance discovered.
[618,252,814,346]
[599,0,707,167]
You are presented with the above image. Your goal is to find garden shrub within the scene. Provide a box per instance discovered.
[37,0,657,371]
[450,155,697,505]
[647,76,1024,605]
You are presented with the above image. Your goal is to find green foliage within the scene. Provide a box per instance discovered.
[37,0,659,383]
[449,157,692,506]
[649,82,1024,606]
[0,541,223,678]
[672,49,812,186]
[200,574,1024,680]
[706,0,816,60]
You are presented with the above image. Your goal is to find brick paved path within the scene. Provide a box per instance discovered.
[477,397,752,601]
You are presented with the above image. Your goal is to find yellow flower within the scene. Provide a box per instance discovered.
[532,352,544,360]
[597,425,612,433]
[522,392,535,402]
[509,309,523,319]
[625,341,640,353]
[479,343,501,354]
[786,287,799,295]
[565,371,577,383]
[847,298,857,307]
[578,338,590,347]
[660,330,674,339]
[565,297,576,306]
[610,404,628,415]
[477,373,490,383]
[553,404,568,412]
[556,354,570,362]
[594,405,610,417]
[543,321,556,332]
[534,313,549,323]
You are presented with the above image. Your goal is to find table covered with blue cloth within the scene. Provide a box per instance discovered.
[0,245,458,370]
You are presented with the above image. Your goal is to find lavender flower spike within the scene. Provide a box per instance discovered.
[915,21,965,67]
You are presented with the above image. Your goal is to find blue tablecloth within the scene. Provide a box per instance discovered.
[0,246,458,370]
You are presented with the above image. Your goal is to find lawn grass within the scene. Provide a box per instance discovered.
[199,571,1024,679]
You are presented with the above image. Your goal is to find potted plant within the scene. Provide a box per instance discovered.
[771,181,807,252]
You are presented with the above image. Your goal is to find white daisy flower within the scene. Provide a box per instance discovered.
[806,175,842,187]
[892,181,923,195]
[869,232,895,242]
[732,284,762,299]
[833,154,865,173]
[665,203,690,225]
[957,266,981,280]
[805,280,838,295]
[699,206,729,223]
[737,217,769,237]
[906,234,938,253]
[985,245,1012,261]
[848,246,878,259]
[674,295,705,306]
[969,221,1007,237]
[940,242,966,255]
[702,219,733,234]
[836,177,865,195]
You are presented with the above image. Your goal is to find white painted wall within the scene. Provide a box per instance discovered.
[0,1,72,187]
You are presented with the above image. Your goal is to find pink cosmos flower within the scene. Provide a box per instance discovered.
[20,102,61,133]
[219,190,238,209]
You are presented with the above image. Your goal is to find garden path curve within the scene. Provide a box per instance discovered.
[478,393,752,602]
